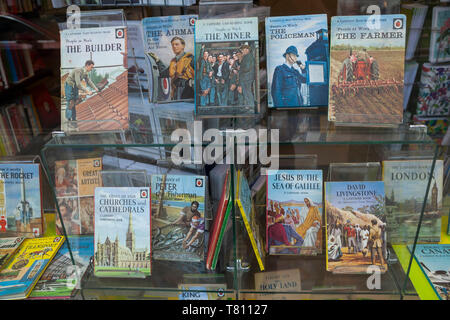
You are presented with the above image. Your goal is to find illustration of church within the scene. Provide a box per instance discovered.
[95,213,150,269]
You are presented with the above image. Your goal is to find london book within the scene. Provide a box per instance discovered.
[383,160,443,244]
[55,158,102,235]
[0,236,65,300]
[60,26,128,132]
[94,187,151,278]
[29,235,94,299]
[266,170,323,256]
[195,17,259,117]
[325,181,387,274]
[0,163,43,237]
[142,15,197,103]
[266,14,329,108]
[328,15,406,126]
[151,174,206,263]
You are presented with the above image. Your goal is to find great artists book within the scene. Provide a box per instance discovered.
[266,170,323,256]
[151,174,206,263]
[325,181,387,274]
[383,160,443,244]
[195,17,259,117]
[94,187,151,278]
[0,163,43,237]
[60,26,128,132]
[266,14,329,108]
[328,15,406,126]
[142,15,197,103]
[55,158,102,236]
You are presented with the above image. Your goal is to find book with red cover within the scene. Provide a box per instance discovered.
[206,169,230,270]
[29,83,59,130]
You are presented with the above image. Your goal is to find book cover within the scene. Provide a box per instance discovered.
[60,26,128,132]
[55,158,102,235]
[429,7,450,63]
[253,268,301,300]
[195,17,259,117]
[29,83,59,131]
[0,163,43,237]
[94,187,151,278]
[0,237,25,270]
[266,170,323,256]
[383,160,443,244]
[409,244,450,300]
[328,15,406,126]
[266,14,329,108]
[236,170,265,271]
[416,63,449,117]
[325,181,387,274]
[151,174,206,263]
[178,283,231,300]
[29,235,94,299]
[0,236,65,300]
[142,15,197,103]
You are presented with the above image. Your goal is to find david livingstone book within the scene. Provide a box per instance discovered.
[328,15,406,126]
[266,14,329,108]
[60,26,128,132]
[94,187,151,278]
[195,17,259,117]
[266,170,323,256]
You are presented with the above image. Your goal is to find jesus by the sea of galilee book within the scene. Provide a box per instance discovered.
[94,187,151,278]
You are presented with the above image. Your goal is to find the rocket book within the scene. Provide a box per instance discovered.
[195,17,259,117]
[328,15,406,126]
[266,170,323,256]
[266,14,329,108]
[60,26,128,132]
[383,160,443,244]
[55,158,102,236]
[325,181,387,274]
[0,163,43,237]
[94,187,151,278]
[151,174,206,263]
[142,15,197,103]
[0,236,65,300]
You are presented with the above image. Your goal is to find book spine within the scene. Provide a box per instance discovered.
[22,96,40,136]
[4,45,18,83]
[0,112,17,155]
[23,47,34,77]
[210,199,232,270]
[0,114,11,156]
[17,102,33,145]
[0,55,8,90]
[5,105,23,151]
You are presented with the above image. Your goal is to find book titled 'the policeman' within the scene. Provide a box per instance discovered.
[266,14,329,108]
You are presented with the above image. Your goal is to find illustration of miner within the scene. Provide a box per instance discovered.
[238,44,255,107]
[64,60,99,123]
[147,36,195,100]
[271,46,308,107]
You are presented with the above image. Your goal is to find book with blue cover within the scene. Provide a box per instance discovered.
[266,14,329,108]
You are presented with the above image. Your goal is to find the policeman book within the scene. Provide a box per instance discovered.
[151,174,206,263]
[382,160,443,244]
[195,17,259,117]
[266,170,323,256]
[0,163,43,237]
[266,14,329,108]
[325,181,387,274]
[328,15,406,126]
[60,26,128,132]
[94,187,151,278]
[142,15,197,103]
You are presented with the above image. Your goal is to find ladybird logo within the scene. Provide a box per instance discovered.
[195,178,203,187]
[116,28,125,39]
[54,237,61,242]
[189,18,196,26]
[140,189,148,198]
[393,18,403,29]
[93,159,100,167]
[217,288,225,298]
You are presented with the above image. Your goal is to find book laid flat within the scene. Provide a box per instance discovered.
[328,15,406,126]
[325,181,387,274]
[0,236,65,300]
[0,237,25,270]
[266,14,329,108]
[266,170,323,256]
[60,26,128,132]
[142,15,197,103]
[55,158,102,235]
[151,174,206,263]
[383,160,443,244]
[94,187,151,278]
[195,17,259,117]
[0,163,44,237]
